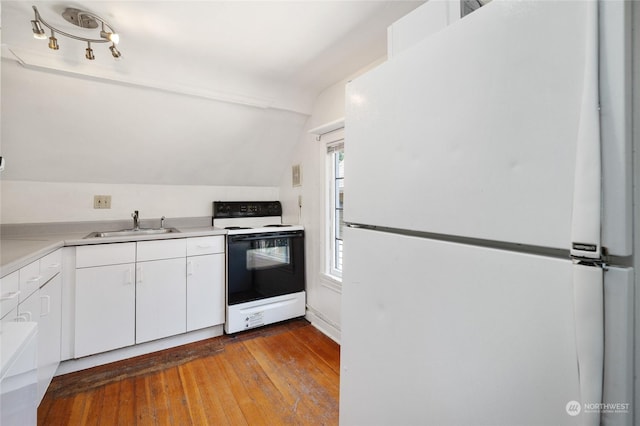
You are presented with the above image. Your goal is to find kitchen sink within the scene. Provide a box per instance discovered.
[84,228,180,238]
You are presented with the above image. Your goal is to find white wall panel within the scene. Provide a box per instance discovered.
[0,180,278,224]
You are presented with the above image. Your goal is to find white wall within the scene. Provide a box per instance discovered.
[279,59,384,343]
[0,180,278,224]
[0,59,307,188]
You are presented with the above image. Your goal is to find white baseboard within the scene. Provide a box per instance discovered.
[56,325,224,375]
[305,309,341,344]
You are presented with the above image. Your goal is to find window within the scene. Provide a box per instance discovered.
[327,141,344,278]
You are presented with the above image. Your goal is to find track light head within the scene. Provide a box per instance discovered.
[85,43,95,60]
[109,44,121,58]
[31,19,46,39]
[100,30,119,45]
[48,31,59,50]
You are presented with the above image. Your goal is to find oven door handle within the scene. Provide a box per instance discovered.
[229,231,303,242]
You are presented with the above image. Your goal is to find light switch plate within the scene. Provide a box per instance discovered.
[292,164,302,187]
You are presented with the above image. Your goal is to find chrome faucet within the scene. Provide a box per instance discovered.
[132,210,140,230]
[160,216,166,229]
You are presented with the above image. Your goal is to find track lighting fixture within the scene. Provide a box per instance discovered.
[30,5,121,60]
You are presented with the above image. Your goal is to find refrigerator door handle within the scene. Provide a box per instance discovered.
[570,0,601,260]
[572,262,604,426]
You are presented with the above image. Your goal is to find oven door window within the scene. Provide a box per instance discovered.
[227,232,305,305]
[246,238,291,270]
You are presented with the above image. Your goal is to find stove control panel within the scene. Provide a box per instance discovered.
[213,201,282,218]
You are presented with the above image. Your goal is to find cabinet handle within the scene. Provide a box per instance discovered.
[197,244,212,249]
[0,291,20,301]
[18,311,32,321]
[187,260,194,276]
[40,294,51,317]
[137,266,144,283]
[45,263,61,270]
[27,275,42,284]
[124,268,133,285]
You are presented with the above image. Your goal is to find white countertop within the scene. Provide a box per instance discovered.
[1,224,227,278]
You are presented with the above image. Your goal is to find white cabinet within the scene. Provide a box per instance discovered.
[5,249,63,405]
[186,236,225,332]
[37,274,62,402]
[136,239,186,344]
[73,236,225,357]
[1,272,20,319]
[136,258,187,343]
[75,243,136,358]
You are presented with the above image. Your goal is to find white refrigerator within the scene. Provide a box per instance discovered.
[340,1,634,426]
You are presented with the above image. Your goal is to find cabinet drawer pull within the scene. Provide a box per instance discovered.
[137,266,144,283]
[196,244,212,249]
[0,291,20,301]
[45,263,61,269]
[187,260,194,277]
[27,275,42,283]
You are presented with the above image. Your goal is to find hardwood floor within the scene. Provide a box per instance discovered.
[38,319,340,425]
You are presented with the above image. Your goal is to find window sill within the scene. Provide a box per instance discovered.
[320,273,342,293]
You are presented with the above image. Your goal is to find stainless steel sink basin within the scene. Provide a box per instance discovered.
[84,228,180,238]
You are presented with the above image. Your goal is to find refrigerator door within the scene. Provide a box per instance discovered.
[341,227,596,426]
[345,0,630,254]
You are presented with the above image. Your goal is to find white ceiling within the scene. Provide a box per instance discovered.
[0,1,424,187]
[2,1,424,114]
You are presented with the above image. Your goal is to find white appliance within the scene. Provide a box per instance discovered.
[340,2,634,426]
[213,201,306,334]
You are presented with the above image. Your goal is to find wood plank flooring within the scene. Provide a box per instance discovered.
[38,319,340,425]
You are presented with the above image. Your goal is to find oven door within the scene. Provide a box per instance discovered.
[227,230,305,305]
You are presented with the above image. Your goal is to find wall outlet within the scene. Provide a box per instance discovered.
[93,195,112,209]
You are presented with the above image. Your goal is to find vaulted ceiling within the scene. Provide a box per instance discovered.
[0,1,423,186]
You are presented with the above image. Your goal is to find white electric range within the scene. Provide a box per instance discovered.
[213,201,306,333]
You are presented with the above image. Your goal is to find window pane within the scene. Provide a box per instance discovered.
[335,208,343,241]
[336,151,344,178]
[329,147,344,276]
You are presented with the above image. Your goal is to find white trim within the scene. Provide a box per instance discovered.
[306,306,341,344]
[320,273,342,293]
[309,118,345,138]
[57,325,224,375]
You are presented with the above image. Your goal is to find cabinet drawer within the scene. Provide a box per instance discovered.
[76,243,136,268]
[18,261,41,303]
[137,239,186,261]
[40,249,62,284]
[1,271,20,318]
[187,236,225,256]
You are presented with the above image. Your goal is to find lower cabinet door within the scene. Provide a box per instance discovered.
[136,258,186,344]
[75,264,136,358]
[38,274,62,403]
[186,253,225,332]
